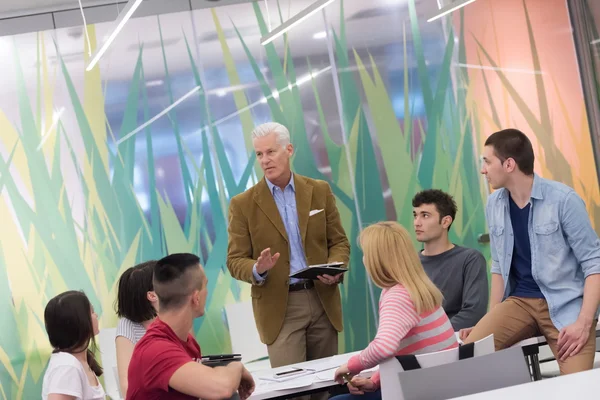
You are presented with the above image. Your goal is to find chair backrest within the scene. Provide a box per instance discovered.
[224,301,268,363]
[380,334,495,400]
[396,346,531,400]
[98,327,123,400]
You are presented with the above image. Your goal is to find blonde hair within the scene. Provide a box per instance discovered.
[360,221,443,314]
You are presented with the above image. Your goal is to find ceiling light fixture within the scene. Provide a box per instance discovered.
[313,31,327,40]
[86,0,144,71]
[145,79,164,87]
[117,85,202,145]
[77,0,92,56]
[260,0,336,46]
[427,0,477,23]
[454,62,544,75]
[37,107,65,150]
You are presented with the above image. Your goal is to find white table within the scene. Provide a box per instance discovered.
[450,367,600,399]
[249,324,600,399]
[248,351,367,400]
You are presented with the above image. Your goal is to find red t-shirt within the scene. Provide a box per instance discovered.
[126,318,202,400]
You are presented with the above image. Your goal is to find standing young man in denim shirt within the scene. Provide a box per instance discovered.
[460,129,600,374]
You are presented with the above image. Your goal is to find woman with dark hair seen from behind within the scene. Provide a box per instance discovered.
[42,290,105,400]
[115,260,158,395]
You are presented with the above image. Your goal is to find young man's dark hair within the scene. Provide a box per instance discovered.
[484,128,534,175]
[116,260,157,323]
[412,189,458,230]
[153,253,205,311]
[128,253,255,400]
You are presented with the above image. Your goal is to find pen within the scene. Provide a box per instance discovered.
[342,373,353,386]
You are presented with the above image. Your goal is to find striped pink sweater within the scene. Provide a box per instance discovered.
[347,284,458,387]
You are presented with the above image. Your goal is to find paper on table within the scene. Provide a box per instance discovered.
[314,366,378,382]
[253,375,315,394]
[304,359,342,373]
[315,370,337,381]
[332,353,359,365]
[259,368,315,382]
[304,352,359,373]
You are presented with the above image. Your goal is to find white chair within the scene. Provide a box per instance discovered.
[379,334,495,400]
[98,327,123,400]
[224,301,270,372]
[394,346,531,399]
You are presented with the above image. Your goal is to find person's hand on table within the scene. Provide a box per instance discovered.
[333,363,355,384]
[238,366,255,400]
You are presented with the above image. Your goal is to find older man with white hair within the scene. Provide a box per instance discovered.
[227,122,350,398]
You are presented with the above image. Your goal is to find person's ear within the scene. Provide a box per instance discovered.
[192,290,200,307]
[504,157,516,173]
[441,216,453,230]
[147,291,158,303]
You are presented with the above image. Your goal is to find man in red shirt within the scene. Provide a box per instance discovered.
[127,253,255,399]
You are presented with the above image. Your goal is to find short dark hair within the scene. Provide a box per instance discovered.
[153,253,204,311]
[115,261,157,323]
[44,290,103,376]
[484,129,534,175]
[412,189,458,230]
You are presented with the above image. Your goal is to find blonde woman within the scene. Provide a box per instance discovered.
[332,222,458,399]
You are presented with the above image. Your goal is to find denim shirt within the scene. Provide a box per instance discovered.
[486,174,600,330]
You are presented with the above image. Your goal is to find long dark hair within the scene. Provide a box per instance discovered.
[44,290,103,376]
[115,261,158,323]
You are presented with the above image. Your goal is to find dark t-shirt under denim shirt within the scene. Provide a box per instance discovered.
[420,246,489,330]
[508,196,544,298]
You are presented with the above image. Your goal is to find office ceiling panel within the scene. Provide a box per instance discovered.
[0,0,255,18]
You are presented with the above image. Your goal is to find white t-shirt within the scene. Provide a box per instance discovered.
[42,352,106,400]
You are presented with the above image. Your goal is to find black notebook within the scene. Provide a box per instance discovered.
[201,354,242,366]
[289,262,348,280]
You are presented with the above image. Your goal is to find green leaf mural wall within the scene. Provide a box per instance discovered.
[1,0,597,397]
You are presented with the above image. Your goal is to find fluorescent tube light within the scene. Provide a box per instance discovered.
[86,0,144,71]
[454,62,544,75]
[260,0,336,46]
[427,0,477,23]
[37,107,65,150]
[117,85,201,145]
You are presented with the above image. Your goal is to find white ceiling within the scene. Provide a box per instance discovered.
[0,0,253,18]
[0,0,440,79]
[0,0,445,146]
[0,0,117,17]
[0,0,451,179]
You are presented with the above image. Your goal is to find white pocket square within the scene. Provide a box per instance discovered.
[309,209,324,217]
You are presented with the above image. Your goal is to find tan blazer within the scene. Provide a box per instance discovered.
[226,174,350,345]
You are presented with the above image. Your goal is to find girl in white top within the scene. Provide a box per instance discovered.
[115,260,159,396]
[42,290,105,400]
